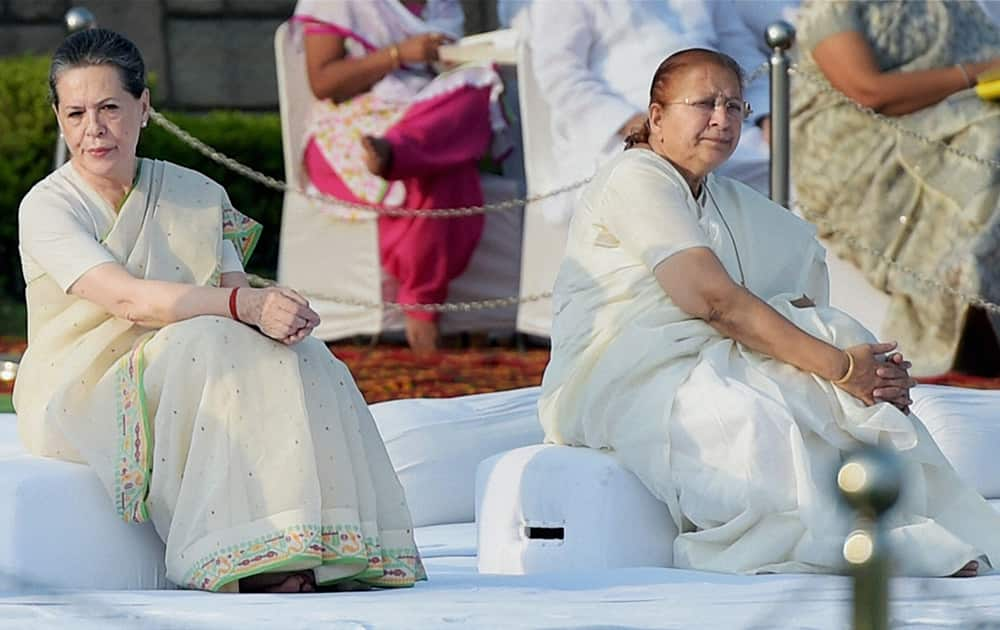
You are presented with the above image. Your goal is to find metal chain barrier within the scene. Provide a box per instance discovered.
[790,67,1000,171]
[151,60,1000,314]
[306,289,551,313]
[149,109,591,219]
[798,205,1000,316]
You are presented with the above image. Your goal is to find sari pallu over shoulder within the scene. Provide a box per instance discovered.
[16,158,426,591]
[15,158,261,519]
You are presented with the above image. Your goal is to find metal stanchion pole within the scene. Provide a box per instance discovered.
[837,446,903,630]
[53,7,98,171]
[765,21,795,208]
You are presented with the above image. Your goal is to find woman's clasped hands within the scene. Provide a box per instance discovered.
[834,341,917,414]
[237,287,320,346]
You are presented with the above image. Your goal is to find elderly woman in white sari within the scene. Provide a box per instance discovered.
[14,29,424,593]
[539,48,1000,577]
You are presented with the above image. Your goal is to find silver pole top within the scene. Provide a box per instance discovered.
[765,20,796,52]
[837,446,903,517]
[64,7,98,34]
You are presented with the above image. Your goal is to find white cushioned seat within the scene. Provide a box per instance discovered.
[372,387,544,527]
[911,385,1000,499]
[475,444,676,575]
[0,414,169,590]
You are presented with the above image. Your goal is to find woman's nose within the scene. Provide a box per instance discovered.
[709,105,730,127]
[84,110,105,135]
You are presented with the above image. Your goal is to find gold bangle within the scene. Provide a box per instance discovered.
[388,45,401,70]
[957,63,973,88]
[833,351,855,385]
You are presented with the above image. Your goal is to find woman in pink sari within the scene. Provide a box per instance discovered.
[293,0,509,353]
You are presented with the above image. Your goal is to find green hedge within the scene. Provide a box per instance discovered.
[0,54,285,305]
[0,55,57,301]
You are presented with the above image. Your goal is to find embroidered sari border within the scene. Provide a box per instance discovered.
[222,207,262,265]
[181,522,425,591]
[113,334,154,524]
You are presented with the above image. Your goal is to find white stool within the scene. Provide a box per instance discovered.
[475,444,677,575]
[0,415,169,590]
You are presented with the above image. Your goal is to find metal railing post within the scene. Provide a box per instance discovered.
[837,446,903,630]
[765,21,795,207]
[53,7,98,171]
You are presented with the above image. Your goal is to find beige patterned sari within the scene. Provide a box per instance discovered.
[792,0,1000,375]
[14,158,424,591]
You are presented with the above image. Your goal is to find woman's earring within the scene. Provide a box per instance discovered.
[141,120,147,128]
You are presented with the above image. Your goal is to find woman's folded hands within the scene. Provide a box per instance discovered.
[835,342,916,413]
[237,287,321,346]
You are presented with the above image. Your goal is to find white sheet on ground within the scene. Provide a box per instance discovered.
[3,383,1000,627]
[3,556,1000,629]
[371,387,543,527]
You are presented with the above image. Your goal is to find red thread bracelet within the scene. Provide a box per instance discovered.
[228,287,241,322]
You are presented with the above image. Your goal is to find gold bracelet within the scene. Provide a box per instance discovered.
[832,351,855,385]
[388,45,401,70]
[957,63,973,89]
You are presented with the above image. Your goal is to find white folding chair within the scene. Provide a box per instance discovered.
[274,21,523,341]
[513,35,572,337]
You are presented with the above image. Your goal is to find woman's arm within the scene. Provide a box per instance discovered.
[812,31,1000,115]
[654,247,914,406]
[304,32,446,103]
[70,263,319,345]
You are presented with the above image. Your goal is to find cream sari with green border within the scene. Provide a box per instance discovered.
[14,158,425,591]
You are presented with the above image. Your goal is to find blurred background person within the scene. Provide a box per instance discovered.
[792,0,1000,376]
[523,0,798,223]
[294,0,510,353]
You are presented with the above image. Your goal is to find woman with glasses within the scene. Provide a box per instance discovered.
[539,48,1000,577]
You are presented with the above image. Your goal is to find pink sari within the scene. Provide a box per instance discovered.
[293,0,509,321]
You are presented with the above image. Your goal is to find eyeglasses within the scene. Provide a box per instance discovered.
[662,95,752,121]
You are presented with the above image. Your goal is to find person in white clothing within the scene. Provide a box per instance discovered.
[539,48,998,577]
[525,0,796,204]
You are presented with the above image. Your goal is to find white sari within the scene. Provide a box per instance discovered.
[15,159,424,590]
[540,149,1000,576]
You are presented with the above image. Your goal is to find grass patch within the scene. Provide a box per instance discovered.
[0,393,12,414]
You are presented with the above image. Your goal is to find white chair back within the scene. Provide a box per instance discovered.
[514,34,571,337]
[274,21,314,189]
[274,21,384,338]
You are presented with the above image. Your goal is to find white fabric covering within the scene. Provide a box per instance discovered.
[0,442,170,590]
[911,385,1000,499]
[371,387,543,527]
[476,444,676,575]
[2,382,1000,590]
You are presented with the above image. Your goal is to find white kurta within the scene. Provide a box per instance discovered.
[526,0,787,203]
[539,148,1000,576]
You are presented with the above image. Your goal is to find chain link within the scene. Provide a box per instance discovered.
[150,60,1000,314]
[800,205,1000,316]
[790,67,1000,171]
[299,289,553,313]
[149,109,591,219]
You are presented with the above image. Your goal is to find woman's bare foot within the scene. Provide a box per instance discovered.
[239,571,316,593]
[405,316,439,354]
[361,135,393,178]
[952,560,979,578]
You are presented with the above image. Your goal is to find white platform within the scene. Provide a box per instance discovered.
[5,384,1000,627]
